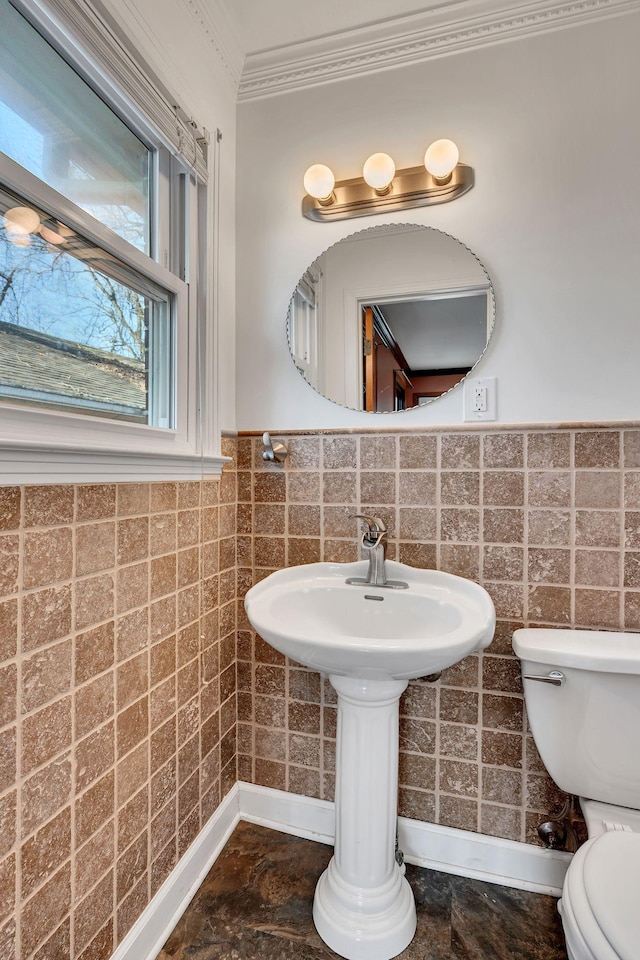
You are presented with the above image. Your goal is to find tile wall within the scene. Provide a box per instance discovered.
[235,427,640,845]
[2,424,639,959]
[0,450,237,959]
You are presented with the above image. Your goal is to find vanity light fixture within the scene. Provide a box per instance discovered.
[302,138,473,222]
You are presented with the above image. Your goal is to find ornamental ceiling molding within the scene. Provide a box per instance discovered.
[181,0,244,94]
[236,0,640,101]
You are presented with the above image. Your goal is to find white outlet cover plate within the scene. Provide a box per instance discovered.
[464,377,497,421]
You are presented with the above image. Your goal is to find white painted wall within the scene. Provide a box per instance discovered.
[110,0,238,435]
[235,13,640,430]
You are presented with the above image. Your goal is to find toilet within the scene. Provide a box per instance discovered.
[512,628,640,960]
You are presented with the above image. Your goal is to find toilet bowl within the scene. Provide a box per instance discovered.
[559,828,640,960]
[512,628,640,960]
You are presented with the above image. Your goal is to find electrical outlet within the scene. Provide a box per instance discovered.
[464,377,496,421]
[473,385,488,413]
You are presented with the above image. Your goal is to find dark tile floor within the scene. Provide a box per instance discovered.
[157,821,568,960]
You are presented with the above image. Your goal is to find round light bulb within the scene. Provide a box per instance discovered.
[303,164,335,202]
[424,139,460,182]
[3,205,41,236]
[362,153,395,193]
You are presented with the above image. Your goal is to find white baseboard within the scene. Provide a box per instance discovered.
[112,782,571,960]
[111,785,240,960]
[397,814,571,896]
[238,781,335,845]
[238,782,571,897]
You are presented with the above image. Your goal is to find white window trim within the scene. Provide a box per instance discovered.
[9,0,209,182]
[0,1,228,483]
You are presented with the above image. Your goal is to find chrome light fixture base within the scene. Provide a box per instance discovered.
[302,162,474,222]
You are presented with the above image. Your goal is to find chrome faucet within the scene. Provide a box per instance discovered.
[346,514,408,589]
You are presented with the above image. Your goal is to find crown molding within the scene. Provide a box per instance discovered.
[181,0,244,95]
[237,0,640,101]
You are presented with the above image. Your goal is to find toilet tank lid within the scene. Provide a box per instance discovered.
[512,628,640,674]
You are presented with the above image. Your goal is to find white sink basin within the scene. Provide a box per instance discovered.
[244,559,496,960]
[244,559,495,681]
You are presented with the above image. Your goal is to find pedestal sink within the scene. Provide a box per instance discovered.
[244,559,495,960]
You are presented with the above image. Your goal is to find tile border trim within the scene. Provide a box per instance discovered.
[113,782,571,959]
[236,420,640,437]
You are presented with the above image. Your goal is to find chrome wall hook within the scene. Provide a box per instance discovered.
[262,432,288,463]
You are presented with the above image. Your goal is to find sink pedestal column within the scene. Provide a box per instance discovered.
[313,675,417,960]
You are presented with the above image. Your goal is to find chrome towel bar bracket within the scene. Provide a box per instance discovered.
[262,432,288,463]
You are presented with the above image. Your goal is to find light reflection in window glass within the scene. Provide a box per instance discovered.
[0,185,171,424]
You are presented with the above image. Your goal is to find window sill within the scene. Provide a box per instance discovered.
[0,441,230,485]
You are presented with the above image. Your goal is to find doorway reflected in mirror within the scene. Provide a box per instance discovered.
[287,224,495,414]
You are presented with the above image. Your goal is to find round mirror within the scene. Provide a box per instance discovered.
[287,224,495,413]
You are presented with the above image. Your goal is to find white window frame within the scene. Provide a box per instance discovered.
[0,0,227,483]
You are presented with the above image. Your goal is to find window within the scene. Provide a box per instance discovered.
[0,0,223,481]
[0,0,151,252]
[0,182,173,424]
[288,268,319,390]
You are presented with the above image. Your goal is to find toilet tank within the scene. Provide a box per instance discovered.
[512,628,640,810]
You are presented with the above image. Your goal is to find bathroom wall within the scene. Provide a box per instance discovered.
[2,10,639,960]
[234,425,640,843]
[0,458,237,958]
[235,11,640,430]
[231,8,640,851]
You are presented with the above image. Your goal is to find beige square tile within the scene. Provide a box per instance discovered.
[0,535,19,598]
[483,471,524,507]
[23,486,74,527]
[21,807,71,900]
[323,437,357,470]
[22,640,72,714]
[575,431,620,468]
[22,697,72,776]
[441,434,480,469]
[359,436,397,469]
[527,471,571,507]
[576,550,620,587]
[438,794,478,831]
[75,574,114,631]
[76,484,116,521]
[0,489,21,532]
[576,471,620,508]
[440,471,479,505]
[20,862,71,957]
[526,432,570,469]
[360,471,396,504]
[21,757,70,839]
[77,522,116,576]
[483,433,524,468]
[23,528,73,589]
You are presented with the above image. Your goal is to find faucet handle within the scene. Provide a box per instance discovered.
[349,514,387,544]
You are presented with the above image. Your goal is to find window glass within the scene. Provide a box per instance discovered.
[0,0,150,253]
[0,183,172,424]
[288,270,319,388]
